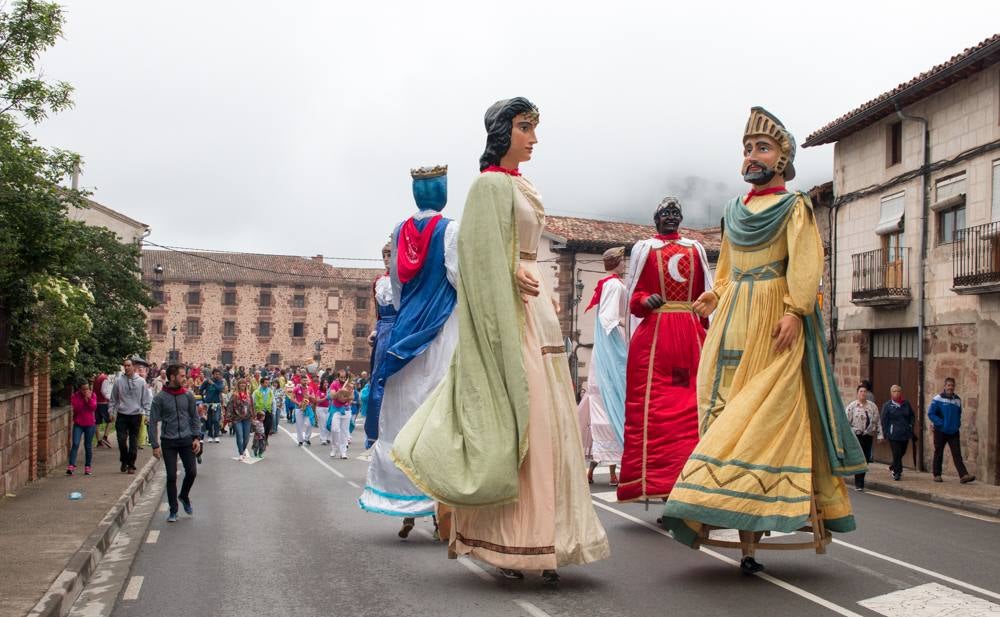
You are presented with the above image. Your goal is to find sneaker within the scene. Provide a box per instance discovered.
[306,440,312,446]
[399,518,415,538]
[541,570,560,585]
[84,466,92,475]
[180,497,193,515]
[933,475,943,482]
[167,512,178,523]
[127,466,136,475]
[893,473,901,481]
[330,452,336,458]
[960,474,976,484]
[298,442,303,447]
[740,556,764,575]
[341,455,348,460]
[66,465,75,475]
[215,437,220,443]
[498,568,524,580]
[121,463,128,473]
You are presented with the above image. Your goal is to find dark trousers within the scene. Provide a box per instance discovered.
[116,414,142,468]
[161,438,197,514]
[264,411,274,438]
[889,439,909,476]
[854,434,874,489]
[203,404,222,439]
[932,429,969,477]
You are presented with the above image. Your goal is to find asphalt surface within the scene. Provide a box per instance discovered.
[107,419,1000,617]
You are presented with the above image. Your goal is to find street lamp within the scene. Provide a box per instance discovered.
[170,325,178,363]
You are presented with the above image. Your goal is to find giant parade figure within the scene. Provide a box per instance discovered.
[660,107,866,574]
[578,247,628,486]
[617,198,712,503]
[392,97,609,584]
[358,165,458,539]
[363,241,394,450]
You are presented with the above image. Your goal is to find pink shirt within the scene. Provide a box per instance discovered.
[71,392,97,427]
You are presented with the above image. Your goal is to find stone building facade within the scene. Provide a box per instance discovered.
[142,250,382,371]
[804,34,1000,482]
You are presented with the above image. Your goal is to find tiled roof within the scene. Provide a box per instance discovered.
[544,215,721,254]
[803,33,1000,147]
[141,249,382,286]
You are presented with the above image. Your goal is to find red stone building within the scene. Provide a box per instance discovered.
[142,249,382,371]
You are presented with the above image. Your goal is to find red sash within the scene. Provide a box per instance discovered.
[585,274,620,312]
[396,215,442,284]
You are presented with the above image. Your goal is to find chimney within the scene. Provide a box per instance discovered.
[71,161,80,190]
[311,254,324,262]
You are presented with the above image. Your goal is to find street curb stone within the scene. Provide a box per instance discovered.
[25,456,160,617]
[865,480,1000,518]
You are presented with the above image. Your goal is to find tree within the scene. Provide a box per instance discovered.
[0,1,151,384]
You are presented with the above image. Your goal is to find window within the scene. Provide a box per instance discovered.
[876,192,905,236]
[992,160,1000,222]
[220,350,234,365]
[267,352,280,366]
[327,295,340,310]
[185,319,200,336]
[223,281,236,288]
[223,290,237,305]
[936,173,967,245]
[223,321,236,337]
[152,289,164,304]
[293,322,305,337]
[887,121,902,167]
[258,321,271,337]
[259,290,272,307]
[151,319,164,335]
[186,290,201,305]
[293,294,305,309]
[355,296,369,310]
[327,322,340,340]
[353,323,368,338]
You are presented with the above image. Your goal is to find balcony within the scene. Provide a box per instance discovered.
[851,247,912,308]
[952,221,1000,294]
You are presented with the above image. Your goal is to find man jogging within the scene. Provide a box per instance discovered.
[150,364,202,522]
[109,357,152,474]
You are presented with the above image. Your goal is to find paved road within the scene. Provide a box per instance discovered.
[106,421,1000,617]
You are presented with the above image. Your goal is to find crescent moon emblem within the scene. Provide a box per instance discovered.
[667,254,687,283]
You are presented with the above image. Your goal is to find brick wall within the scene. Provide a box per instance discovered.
[924,323,981,471]
[834,329,870,403]
[0,385,34,496]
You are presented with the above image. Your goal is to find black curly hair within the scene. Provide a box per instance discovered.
[479,97,539,171]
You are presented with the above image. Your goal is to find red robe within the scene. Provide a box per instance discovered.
[617,240,707,502]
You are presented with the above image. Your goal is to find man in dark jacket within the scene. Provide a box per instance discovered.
[150,364,203,522]
[199,368,226,443]
[928,377,975,484]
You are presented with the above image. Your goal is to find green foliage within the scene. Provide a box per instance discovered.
[0,1,152,383]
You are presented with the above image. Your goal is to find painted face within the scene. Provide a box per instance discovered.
[742,135,781,185]
[506,113,539,166]
[654,202,683,235]
[382,249,391,270]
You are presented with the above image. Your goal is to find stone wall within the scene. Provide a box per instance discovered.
[924,323,982,473]
[0,385,35,496]
[834,329,870,403]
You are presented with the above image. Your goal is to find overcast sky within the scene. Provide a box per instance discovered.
[29,1,1000,265]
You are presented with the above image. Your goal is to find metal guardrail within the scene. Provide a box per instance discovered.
[953,221,1000,288]
[851,247,911,301]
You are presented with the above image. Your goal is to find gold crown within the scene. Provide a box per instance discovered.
[410,164,448,179]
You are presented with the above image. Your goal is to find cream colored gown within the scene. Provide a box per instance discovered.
[450,176,611,570]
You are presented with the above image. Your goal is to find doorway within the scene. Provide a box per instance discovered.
[870,329,919,468]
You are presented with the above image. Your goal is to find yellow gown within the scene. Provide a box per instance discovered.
[663,192,863,541]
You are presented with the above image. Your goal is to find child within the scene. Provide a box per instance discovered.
[252,411,267,458]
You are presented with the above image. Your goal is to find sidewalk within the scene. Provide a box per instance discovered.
[0,442,154,617]
[864,465,1000,518]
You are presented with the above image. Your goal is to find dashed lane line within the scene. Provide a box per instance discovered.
[281,426,345,478]
[121,576,143,601]
[457,556,494,583]
[590,500,867,617]
[347,480,360,489]
[513,599,553,617]
[145,530,159,544]
[865,490,1000,524]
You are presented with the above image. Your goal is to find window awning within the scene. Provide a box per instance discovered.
[930,193,966,213]
[876,194,905,236]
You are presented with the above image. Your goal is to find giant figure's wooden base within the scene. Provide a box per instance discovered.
[689,493,832,554]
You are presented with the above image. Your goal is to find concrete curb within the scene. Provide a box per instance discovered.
[866,479,1000,518]
[26,456,160,617]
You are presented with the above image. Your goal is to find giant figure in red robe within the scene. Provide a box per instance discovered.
[617,197,713,503]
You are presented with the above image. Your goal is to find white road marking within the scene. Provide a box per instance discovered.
[513,599,553,617]
[591,500,867,617]
[866,490,1000,523]
[145,530,159,544]
[346,480,360,489]
[457,556,494,582]
[832,538,1000,602]
[122,576,143,601]
[858,582,1000,616]
[591,490,618,502]
[281,426,344,478]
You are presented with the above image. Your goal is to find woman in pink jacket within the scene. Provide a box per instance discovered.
[68,382,98,475]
